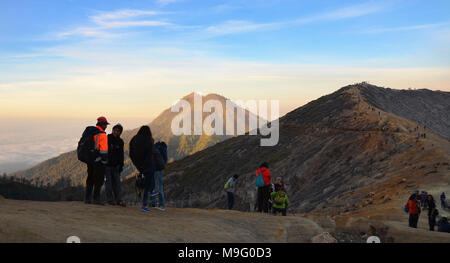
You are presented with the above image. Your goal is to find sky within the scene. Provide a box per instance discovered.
[0,0,450,173]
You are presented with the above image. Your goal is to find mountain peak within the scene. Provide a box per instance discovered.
[181,92,229,102]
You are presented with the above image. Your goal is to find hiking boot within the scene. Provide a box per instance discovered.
[157,206,165,211]
[141,206,150,212]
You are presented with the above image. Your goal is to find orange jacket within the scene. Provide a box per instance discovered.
[94,125,108,164]
[256,167,271,186]
[408,199,419,215]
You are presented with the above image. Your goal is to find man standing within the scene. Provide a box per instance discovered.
[224,174,239,210]
[255,162,271,213]
[105,124,125,206]
[85,117,109,205]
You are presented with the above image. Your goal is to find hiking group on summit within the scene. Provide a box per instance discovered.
[78,116,167,211]
[77,116,289,215]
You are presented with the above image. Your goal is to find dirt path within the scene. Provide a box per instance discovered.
[0,199,323,243]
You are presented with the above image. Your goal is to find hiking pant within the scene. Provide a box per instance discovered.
[272,207,287,216]
[409,214,419,228]
[105,166,122,203]
[86,164,106,203]
[429,215,436,231]
[257,185,270,213]
[142,171,155,207]
[227,192,235,210]
[151,170,165,207]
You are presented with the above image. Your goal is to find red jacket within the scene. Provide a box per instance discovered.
[408,199,419,215]
[256,167,271,186]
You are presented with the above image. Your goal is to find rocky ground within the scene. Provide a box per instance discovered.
[0,198,324,243]
[1,197,448,243]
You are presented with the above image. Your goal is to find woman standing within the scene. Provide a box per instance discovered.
[129,126,156,212]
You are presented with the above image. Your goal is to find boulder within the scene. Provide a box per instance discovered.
[311,232,337,243]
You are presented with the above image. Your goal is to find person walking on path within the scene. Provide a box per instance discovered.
[84,117,109,205]
[130,125,157,212]
[255,162,272,213]
[105,124,125,207]
[224,174,239,210]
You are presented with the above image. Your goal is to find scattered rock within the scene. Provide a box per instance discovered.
[323,186,335,194]
[311,232,338,243]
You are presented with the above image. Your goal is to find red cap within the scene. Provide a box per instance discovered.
[97,116,110,125]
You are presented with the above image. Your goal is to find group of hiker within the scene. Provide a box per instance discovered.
[224,162,290,216]
[405,190,450,233]
[79,116,449,233]
[77,117,167,211]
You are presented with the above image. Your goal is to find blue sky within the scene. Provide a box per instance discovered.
[1,0,449,119]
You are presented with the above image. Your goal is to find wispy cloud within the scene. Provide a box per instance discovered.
[301,2,386,22]
[202,2,388,37]
[91,9,162,21]
[360,22,449,34]
[90,9,171,28]
[57,27,116,38]
[156,0,184,6]
[204,20,282,36]
[58,8,171,38]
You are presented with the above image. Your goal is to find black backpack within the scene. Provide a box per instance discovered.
[153,147,166,172]
[155,142,168,164]
[77,126,104,164]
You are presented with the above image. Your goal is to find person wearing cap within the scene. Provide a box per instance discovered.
[85,116,109,205]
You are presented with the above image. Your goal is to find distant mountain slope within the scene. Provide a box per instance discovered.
[358,83,450,140]
[125,84,450,214]
[13,93,258,186]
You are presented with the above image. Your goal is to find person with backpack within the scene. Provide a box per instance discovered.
[130,125,158,212]
[224,174,239,210]
[427,195,438,231]
[78,116,109,205]
[437,216,450,233]
[407,193,421,228]
[105,124,125,207]
[255,162,272,213]
[150,141,168,211]
[270,183,290,216]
